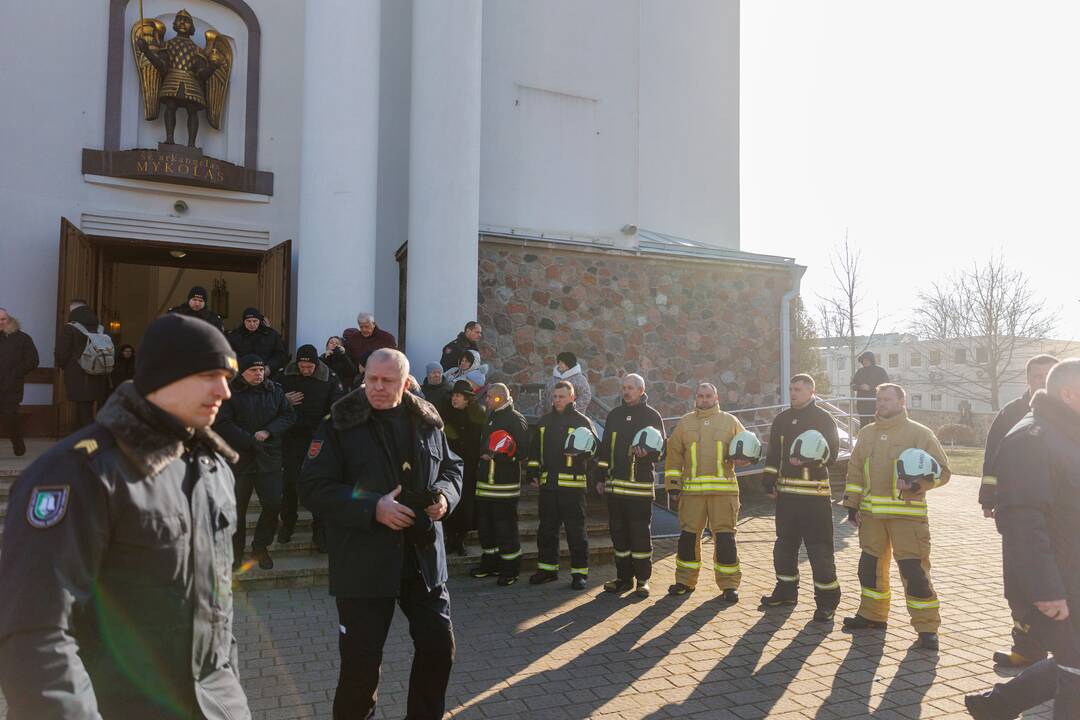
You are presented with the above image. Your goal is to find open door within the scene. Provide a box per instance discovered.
[56,218,100,435]
[256,239,292,349]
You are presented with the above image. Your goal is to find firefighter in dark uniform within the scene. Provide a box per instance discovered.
[595,373,665,598]
[0,313,250,719]
[275,344,344,551]
[527,379,597,590]
[760,373,842,621]
[298,349,462,720]
[979,354,1059,669]
[470,383,531,585]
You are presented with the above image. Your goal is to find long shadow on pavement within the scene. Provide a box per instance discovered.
[812,630,887,719]
[875,646,939,718]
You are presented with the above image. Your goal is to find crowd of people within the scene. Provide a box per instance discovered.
[0,287,1078,720]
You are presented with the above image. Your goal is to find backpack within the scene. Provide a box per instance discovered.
[69,322,116,376]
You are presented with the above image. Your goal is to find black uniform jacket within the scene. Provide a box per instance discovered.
[979,391,1032,510]
[440,332,479,371]
[226,324,289,376]
[298,389,463,598]
[597,396,666,495]
[762,399,841,494]
[529,405,596,492]
[168,303,224,333]
[995,390,1080,607]
[0,381,249,720]
[213,377,296,473]
[275,360,344,436]
[478,401,531,501]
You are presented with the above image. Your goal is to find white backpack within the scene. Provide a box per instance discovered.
[69,322,116,376]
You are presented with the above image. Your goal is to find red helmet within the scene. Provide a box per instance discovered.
[488,430,517,457]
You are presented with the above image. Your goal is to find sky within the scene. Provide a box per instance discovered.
[740,0,1080,342]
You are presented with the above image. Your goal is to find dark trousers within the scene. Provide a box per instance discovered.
[537,490,588,574]
[770,493,840,609]
[476,499,521,578]
[282,434,322,536]
[334,575,455,720]
[233,467,283,554]
[984,607,1080,720]
[443,460,477,548]
[1008,597,1048,660]
[75,401,96,430]
[608,495,653,582]
[1,409,24,450]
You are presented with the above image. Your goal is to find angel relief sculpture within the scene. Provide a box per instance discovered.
[131,9,233,147]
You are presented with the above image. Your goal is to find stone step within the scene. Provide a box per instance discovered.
[233,535,617,591]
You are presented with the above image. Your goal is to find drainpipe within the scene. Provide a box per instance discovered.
[779,264,807,406]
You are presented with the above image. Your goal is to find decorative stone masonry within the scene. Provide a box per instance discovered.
[476,236,797,419]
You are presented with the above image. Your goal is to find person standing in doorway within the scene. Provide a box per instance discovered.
[226,307,289,376]
[168,285,224,332]
[55,301,110,430]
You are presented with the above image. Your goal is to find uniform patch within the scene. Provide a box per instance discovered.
[27,486,70,529]
[307,440,323,459]
[226,356,239,372]
[74,439,98,455]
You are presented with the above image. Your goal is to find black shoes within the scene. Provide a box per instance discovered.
[842,614,888,630]
[253,547,274,570]
[570,574,588,591]
[604,579,633,594]
[964,692,1014,720]
[668,583,695,596]
[813,607,836,622]
[916,632,939,651]
[720,589,739,604]
[634,580,651,598]
[529,570,558,585]
[276,524,294,545]
[12,437,26,457]
[470,567,495,579]
[992,650,1043,668]
[497,576,518,587]
[760,594,798,607]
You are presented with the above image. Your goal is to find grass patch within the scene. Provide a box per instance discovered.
[944,445,984,477]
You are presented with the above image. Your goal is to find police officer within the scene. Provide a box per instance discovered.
[168,285,225,332]
[760,373,842,621]
[471,383,531,585]
[226,307,290,376]
[275,344,344,551]
[528,380,597,590]
[979,354,1059,668]
[213,354,296,570]
[842,383,951,650]
[0,313,249,719]
[595,373,665,598]
[298,348,462,720]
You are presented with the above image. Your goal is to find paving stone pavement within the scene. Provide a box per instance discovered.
[231,476,1052,719]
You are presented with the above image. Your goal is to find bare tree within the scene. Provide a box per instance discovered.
[816,233,880,380]
[792,296,831,395]
[911,254,1058,410]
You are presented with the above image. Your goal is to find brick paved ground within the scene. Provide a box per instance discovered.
[0,475,1053,719]
[232,476,1053,720]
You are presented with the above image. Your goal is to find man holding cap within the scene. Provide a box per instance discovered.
[169,285,225,332]
[214,354,296,569]
[0,314,250,718]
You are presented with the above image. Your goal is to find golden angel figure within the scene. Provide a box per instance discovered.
[131,9,233,147]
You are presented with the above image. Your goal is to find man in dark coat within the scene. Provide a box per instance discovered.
[439,379,487,556]
[275,344,344,549]
[168,285,224,332]
[966,359,1080,720]
[440,321,482,371]
[298,348,462,720]
[0,308,40,456]
[979,353,1059,669]
[342,312,396,367]
[226,307,289,376]
[55,302,109,429]
[850,351,889,428]
[0,313,250,719]
[213,354,296,569]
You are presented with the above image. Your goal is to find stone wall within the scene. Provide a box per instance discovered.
[476,236,796,419]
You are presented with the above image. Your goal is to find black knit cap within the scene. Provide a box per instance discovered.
[242,307,262,321]
[188,286,208,301]
[296,344,319,363]
[239,354,265,373]
[134,314,237,395]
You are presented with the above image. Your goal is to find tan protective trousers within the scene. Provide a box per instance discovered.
[856,516,940,633]
[675,494,741,590]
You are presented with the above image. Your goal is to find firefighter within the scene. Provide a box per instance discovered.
[595,374,666,598]
[979,354,1058,669]
[664,382,751,602]
[471,384,530,586]
[760,374,842,621]
[527,380,597,590]
[842,383,951,651]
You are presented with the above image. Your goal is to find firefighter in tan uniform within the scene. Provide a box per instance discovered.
[842,383,951,650]
[664,383,750,602]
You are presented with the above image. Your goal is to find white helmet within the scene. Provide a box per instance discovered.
[728,431,762,463]
[790,430,831,465]
[565,426,598,456]
[896,448,941,486]
[632,426,665,457]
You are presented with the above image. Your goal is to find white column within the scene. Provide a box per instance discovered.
[296,0,381,349]
[405,0,482,368]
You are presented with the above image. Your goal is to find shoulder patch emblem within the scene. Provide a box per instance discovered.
[27,486,70,529]
[74,439,98,455]
[308,440,323,459]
